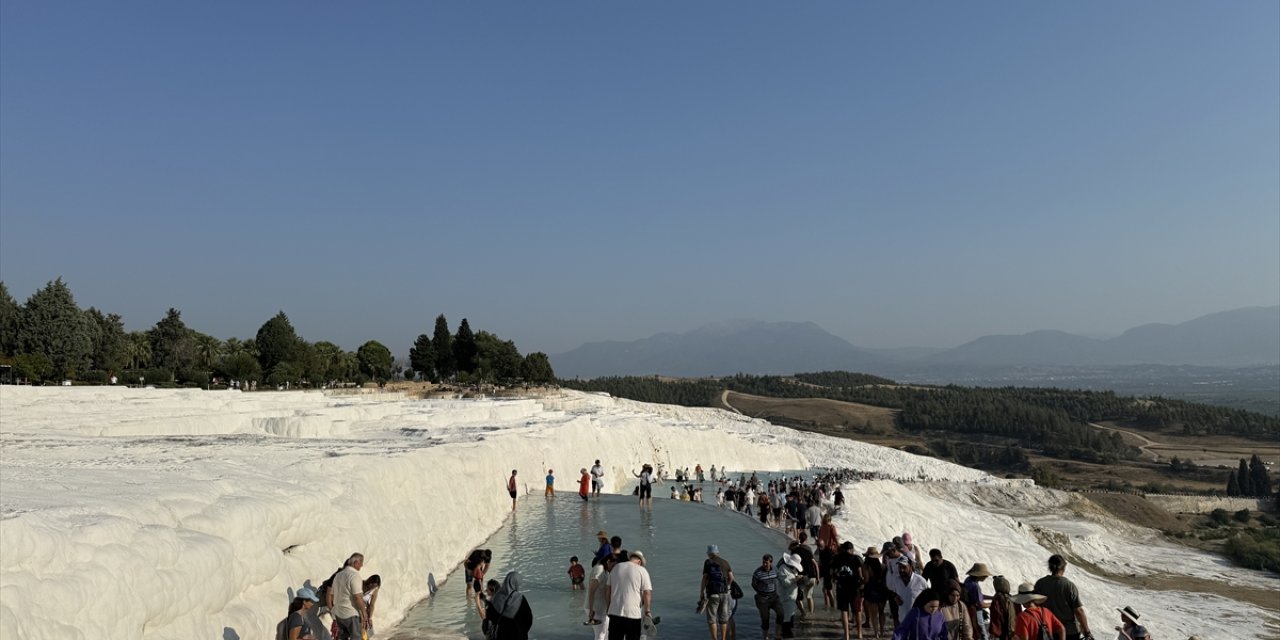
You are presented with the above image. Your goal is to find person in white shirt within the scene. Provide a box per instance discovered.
[330,553,370,639]
[591,460,605,498]
[887,558,929,624]
[606,551,653,640]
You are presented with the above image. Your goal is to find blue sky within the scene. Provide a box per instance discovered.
[2,2,1277,354]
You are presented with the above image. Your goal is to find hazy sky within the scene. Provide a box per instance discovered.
[2,2,1277,354]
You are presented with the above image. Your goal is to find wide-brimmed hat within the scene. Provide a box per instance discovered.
[1116,606,1140,622]
[966,563,992,577]
[781,553,803,571]
[864,547,881,557]
[1011,582,1047,605]
[597,530,609,538]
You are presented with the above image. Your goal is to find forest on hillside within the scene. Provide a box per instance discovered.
[560,372,1280,466]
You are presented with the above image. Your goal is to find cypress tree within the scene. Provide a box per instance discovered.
[255,311,302,377]
[1227,472,1240,497]
[453,318,479,375]
[1238,459,1255,496]
[409,333,436,382]
[1249,454,1272,498]
[0,281,20,357]
[432,315,455,379]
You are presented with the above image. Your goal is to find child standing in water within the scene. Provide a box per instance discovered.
[568,556,586,590]
[545,469,556,497]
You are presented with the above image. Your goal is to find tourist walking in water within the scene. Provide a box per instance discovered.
[491,571,534,640]
[607,550,654,640]
[751,554,784,640]
[1033,555,1092,640]
[591,459,605,497]
[776,553,803,638]
[701,544,736,640]
[832,542,865,640]
[588,555,617,635]
[1012,583,1065,640]
[580,468,592,502]
[892,590,947,640]
[508,470,519,510]
[545,468,556,498]
[634,464,655,507]
[862,547,887,639]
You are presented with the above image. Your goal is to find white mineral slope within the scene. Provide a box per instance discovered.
[1,386,816,640]
[3,387,1276,640]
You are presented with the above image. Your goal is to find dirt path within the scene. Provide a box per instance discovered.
[720,390,742,414]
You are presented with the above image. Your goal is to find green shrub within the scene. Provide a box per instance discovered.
[1210,508,1231,525]
[1234,509,1252,524]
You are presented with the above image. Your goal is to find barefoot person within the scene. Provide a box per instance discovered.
[508,470,519,510]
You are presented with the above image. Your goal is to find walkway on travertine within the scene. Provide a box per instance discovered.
[737,607,889,640]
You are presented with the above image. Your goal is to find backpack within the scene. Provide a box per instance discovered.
[729,580,744,600]
[705,561,727,594]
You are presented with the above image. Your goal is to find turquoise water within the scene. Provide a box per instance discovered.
[391,490,794,639]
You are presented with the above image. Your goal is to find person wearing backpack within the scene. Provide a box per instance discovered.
[987,576,1020,640]
[700,545,736,640]
[1011,583,1064,640]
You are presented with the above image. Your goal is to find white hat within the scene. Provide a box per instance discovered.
[1011,582,1047,605]
[781,553,803,571]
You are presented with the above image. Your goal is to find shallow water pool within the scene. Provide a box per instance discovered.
[389,489,795,640]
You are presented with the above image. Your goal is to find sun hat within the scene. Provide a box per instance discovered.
[781,553,803,571]
[1117,605,1140,622]
[1011,582,1047,605]
[707,544,719,555]
[630,550,646,563]
[965,563,992,577]
[864,547,881,557]
[597,530,609,538]
[297,587,320,602]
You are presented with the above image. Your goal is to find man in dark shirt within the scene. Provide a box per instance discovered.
[830,542,865,640]
[921,548,958,591]
[1033,554,1094,640]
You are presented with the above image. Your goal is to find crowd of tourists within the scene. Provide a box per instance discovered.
[295,464,1183,640]
[279,552,381,640]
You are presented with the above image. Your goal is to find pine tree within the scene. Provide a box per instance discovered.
[409,333,436,382]
[1227,472,1240,497]
[1249,454,1272,498]
[255,311,302,377]
[19,278,93,379]
[453,318,479,375]
[0,281,20,357]
[149,308,196,376]
[432,315,455,379]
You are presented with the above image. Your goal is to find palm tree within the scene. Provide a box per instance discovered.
[127,331,151,370]
[195,334,223,369]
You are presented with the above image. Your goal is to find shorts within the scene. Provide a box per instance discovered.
[836,589,863,614]
[509,490,518,499]
[608,615,642,640]
[592,479,602,490]
[705,593,731,624]
[572,576,585,585]
[639,484,651,499]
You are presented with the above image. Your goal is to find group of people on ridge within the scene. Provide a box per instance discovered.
[281,552,381,640]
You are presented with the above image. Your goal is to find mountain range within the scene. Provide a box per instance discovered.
[551,306,1280,378]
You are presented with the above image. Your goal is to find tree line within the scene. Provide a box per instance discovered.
[559,372,1280,465]
[0,278,554,388]
[1226,454,1274,498]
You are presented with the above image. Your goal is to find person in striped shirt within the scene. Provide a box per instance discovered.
[751,554,784,640]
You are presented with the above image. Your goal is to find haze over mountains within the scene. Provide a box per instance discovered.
[552,306,1280,378]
